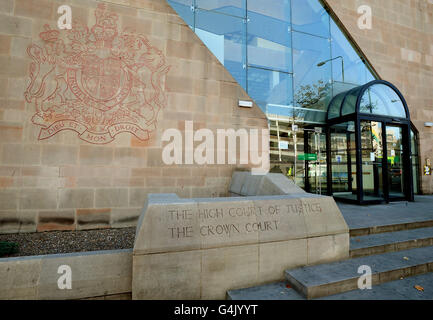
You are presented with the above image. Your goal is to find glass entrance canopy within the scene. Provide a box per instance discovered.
[328,80,408,121]
[326,80,414,204]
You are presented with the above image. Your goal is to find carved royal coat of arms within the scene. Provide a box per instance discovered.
[25,4,170,144]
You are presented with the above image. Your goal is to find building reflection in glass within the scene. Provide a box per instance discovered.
[168,0,379,191]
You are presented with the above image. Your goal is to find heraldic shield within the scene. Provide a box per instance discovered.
[24,3,171,144]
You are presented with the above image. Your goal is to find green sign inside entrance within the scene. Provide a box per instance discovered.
[298,153,317,161]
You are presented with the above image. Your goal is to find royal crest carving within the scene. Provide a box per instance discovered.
[25,4,170,144]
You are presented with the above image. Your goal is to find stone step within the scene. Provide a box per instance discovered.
[228,282,303,300]
[227,272,433,300]
[349,218,433,237]
[350,227,433,258]
[284,246,433,299]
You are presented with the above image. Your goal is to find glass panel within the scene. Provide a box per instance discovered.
[294,129,305,188]
[292,31,332,122]
[330,20,376,85]
[247,0,291,22]
[307,131,327,194]
[330,122,356,200]
[332,82,359,96]
[411,129,417,154]
[269,120,305,188]
[168,0,194,27]
[291,0,330,38]
[195,9,247,88]
[330,150,348,193]
[247,0,291,73]
[196,0,246,18]
[360,84,407,118]
[297,107,328,124]
[247,67,293,114]
[361,121,384,201]
[340,86,362,116]
[387,125,405,198]
[327,91,346,119]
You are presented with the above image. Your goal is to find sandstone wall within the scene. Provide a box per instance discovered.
[324,0,433,193]
[0,0,268,234]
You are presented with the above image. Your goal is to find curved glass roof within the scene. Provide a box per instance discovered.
[327,80,409,121]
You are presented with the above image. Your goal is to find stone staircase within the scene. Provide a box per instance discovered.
[350,226,433,258]
[228,210,433,300]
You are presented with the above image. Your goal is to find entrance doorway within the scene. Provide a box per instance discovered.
[328,121,357,201]
[360,120,384,201]
[386,125,405,199]
[326,119,412,204]
[322,80,415,204]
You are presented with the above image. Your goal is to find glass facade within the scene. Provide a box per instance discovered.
[168,0,377,186]
[167,0,420,200]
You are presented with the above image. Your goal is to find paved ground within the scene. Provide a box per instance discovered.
[321,273,433,300]
[228,273,433,300]
[337,195,433,230]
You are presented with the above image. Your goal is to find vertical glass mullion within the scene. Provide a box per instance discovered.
[327,10,333,194]
[192,0,196,31]
[405,124,414,201]
[245,0,248,94]
[289,0,297,185]
[289,0,295,113]
[328,12,333,98]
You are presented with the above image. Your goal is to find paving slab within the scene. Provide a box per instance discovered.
[227,282,304,300]
[338,196,433,233]
[228,273,433,300]
[322,272,433,300]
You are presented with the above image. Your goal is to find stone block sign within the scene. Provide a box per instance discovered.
[132,193,349,299]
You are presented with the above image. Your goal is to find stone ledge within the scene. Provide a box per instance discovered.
[0,249,132,300]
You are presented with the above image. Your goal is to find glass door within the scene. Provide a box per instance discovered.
[386,125,405,199]
[360,121,385,201]
[329,122,357,201]
[306,130,327,194]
